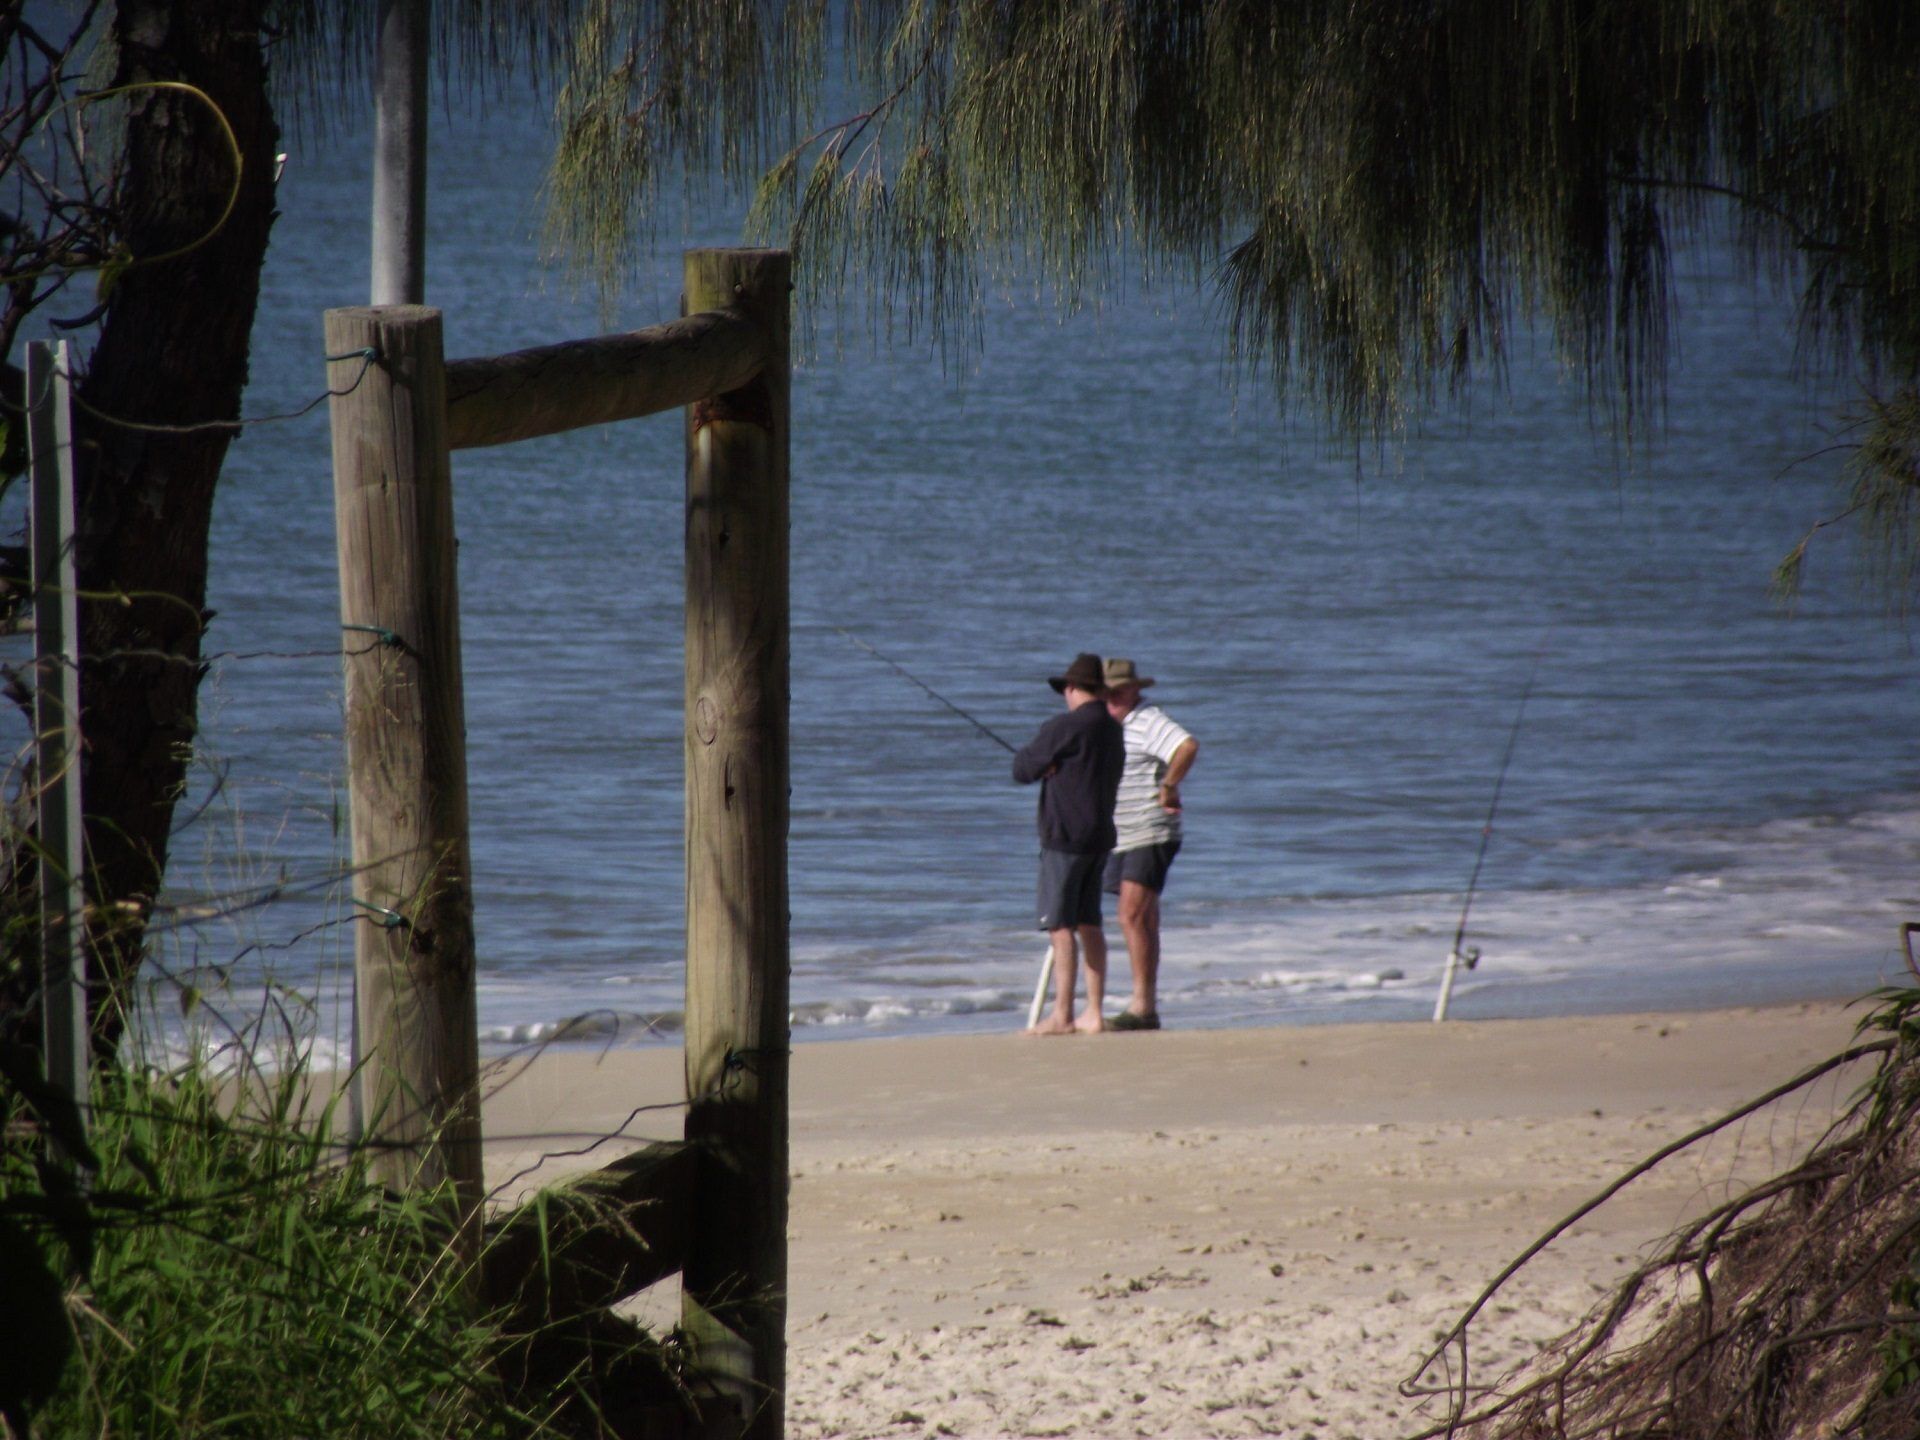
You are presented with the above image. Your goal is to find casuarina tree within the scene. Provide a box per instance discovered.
[546,1,1918,597]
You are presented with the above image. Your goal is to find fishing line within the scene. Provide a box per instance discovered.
[1436,635,1550,1021]
[833,627,1018,754]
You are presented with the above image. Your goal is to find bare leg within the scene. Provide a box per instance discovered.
[1117,880,1160,1016]
[1027,928,1080,1035]
[1075,924,1108,1033]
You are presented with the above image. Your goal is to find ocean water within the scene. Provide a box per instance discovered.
[25,99,1915,1062]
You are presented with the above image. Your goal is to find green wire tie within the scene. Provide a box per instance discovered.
[341,623,403,648]
[351,897,408,930]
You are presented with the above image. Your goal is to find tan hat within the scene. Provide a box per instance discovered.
[1103,657,1155,690]
[1048,652,1106,694]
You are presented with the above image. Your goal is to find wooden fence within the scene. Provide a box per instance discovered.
[324,247,791,1438]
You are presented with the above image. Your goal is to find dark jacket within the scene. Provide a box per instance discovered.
[1012,700,1124,854]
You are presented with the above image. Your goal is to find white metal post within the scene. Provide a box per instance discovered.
[1433,951,1462,1023]
[26,340,88,1120]
[370,0,428,305]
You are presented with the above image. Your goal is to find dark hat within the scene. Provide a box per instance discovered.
[1103,657,1155,690]
[1048,652,1106,694]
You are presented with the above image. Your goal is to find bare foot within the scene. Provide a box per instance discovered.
[1026,1012,1078,1036]
[1074,1012,1106,1035]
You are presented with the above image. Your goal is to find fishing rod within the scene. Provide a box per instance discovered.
[835,627,1071,1024]
[833,627,1018,754]
[1434,641,1548,1023]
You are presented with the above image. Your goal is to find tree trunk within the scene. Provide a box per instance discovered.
[0,0,280,1060]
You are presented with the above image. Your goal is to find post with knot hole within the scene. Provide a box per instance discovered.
[323,305,484,1267]
[682,248,792,1439]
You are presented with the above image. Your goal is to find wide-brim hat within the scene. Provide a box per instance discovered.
[1048,652,1106,694]
[1103,657,1155,690]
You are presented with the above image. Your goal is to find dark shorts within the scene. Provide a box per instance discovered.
[1037,848,1107,932]
[1103,840,1182,895]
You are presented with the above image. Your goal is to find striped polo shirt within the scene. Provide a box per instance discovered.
[1112,703,1193,852]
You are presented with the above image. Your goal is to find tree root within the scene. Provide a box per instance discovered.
[1403,995,1920,1440]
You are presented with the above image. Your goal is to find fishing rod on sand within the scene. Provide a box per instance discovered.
[833,628,1058,1026]
[1434,640,1548,1023]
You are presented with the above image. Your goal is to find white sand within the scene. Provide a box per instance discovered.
[483,1000,1872,1438]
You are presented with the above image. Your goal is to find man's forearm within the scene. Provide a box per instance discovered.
[1164,738,1198,787]
[1012,740,1054,784]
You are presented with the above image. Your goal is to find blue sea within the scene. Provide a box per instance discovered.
[16,97,1916,1064]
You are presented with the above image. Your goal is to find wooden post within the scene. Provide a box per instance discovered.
[682,248,791,1438]
[324,306,482,1235]
[26,340,87,1132]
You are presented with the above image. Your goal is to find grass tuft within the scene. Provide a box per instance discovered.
[0,1051,661,1438]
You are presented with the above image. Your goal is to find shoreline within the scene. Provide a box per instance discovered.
[484,998,1876,1438]
[474,974,1894,1057]
[465,792,1919,1050]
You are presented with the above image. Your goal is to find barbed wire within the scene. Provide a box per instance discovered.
[1,345,382,438]
[144,861,373,928]
[70,347,379,435]
[485,1101,695,1200]
[220,913,363,968]
[1,635,399,671]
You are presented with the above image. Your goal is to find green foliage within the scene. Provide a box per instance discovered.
[515,0,1920,599]
[1842,388,1920,609]
[531,4,1912,389]
[0,1062,551,1439]
[538,0,827,303]
[1881,1258,1920,1398]
[1853,983,1920,1131]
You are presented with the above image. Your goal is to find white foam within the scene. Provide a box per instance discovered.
[133,797,1920,1054]
[1139,799,1914,1026]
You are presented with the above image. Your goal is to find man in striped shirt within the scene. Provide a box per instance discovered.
[1102,658,1199,1031]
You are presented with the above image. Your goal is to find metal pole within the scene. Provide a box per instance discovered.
[1027,948,1054,1030]
[1433,948,1473,1023]
[370,0,428,305]
[26,340,87,1126]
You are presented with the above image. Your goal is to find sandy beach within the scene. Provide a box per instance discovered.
[482,1000,1874,1438]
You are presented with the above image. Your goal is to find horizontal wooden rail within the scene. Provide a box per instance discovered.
[445,308,768,451]
[482,1139,696,1321]
[485,1140,704,1437]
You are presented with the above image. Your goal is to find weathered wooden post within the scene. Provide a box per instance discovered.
[323,306,482,1237]
[682,248,791,1437]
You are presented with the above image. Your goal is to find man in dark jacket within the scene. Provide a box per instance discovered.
[1013,652,1125,1034]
